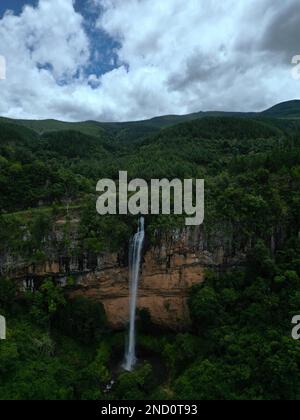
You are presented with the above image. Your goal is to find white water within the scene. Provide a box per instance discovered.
[123,217,145,372]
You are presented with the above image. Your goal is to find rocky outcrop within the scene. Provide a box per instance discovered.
[70,245,205,330]
[1,219,249,330]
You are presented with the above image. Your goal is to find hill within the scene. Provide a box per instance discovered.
[0,117,107,138]
[262,100,300,119]
[0,115,296,212]
[1,100,299,143]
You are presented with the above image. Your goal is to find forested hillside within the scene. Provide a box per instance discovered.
[1,107,300,400]
[1,99,299,143]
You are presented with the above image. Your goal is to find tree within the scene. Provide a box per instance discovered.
[30,278,66,328]
[53,297,107,344]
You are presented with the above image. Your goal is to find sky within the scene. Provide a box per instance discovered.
[0,0,299,122]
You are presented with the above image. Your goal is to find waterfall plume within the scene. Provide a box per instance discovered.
[123,217,145,372]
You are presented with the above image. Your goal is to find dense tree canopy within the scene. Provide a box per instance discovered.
[0,114,300,400]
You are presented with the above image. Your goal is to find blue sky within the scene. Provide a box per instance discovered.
[0,0,298,122]
[0,0,86,18]
[0,0,120,77]
[74,0,121,77]
[0,0,37,17]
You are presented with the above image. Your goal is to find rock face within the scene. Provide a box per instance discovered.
[70,244,205,330]
[1,219,249,330]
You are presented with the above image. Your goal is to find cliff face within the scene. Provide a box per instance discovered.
[1,218,249,330]
[70,244,205,329]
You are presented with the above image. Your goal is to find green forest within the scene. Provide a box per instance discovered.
[1,102,300,400]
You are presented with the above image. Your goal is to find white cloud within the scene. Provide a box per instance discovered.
[0,0,91,119]
[0,0,299,122]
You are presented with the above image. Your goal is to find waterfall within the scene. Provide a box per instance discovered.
[123,217,145,372]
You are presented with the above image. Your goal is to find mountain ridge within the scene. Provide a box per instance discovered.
[0,100,299,142]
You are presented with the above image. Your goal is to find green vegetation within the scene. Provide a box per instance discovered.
[1,99,300,140]
[262,100,300,119]
[1,102,300,400]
